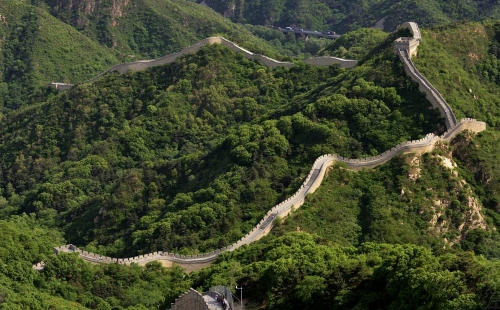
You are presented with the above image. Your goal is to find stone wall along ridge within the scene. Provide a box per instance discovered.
[46,23,487,270]
[397,49,457,128]
[395,22,456,129]
[304,56,357,68]
[51,36,359,89]
[49,117,486,267]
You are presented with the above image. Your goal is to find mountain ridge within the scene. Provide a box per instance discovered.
[42,23,486,270]
[50,36,358,90]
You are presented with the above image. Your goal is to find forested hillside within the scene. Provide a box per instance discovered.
[3,2,500,307]
[203,0,500,33]
[0,29,446,257]
[0,0,285,112]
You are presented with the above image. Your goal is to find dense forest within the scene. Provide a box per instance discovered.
[3,217,499,309]
[0,32,444,257]
[2,0,500,308]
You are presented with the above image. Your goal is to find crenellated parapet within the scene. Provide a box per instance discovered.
[394,37,419,58]
[394,22,421,57]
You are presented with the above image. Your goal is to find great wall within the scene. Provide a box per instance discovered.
[49,37,358,91]
[42,22,487,273]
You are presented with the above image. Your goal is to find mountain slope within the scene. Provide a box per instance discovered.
[0,32,444,257]
[2,18,500,309]
[272,20,500,257]
[0,0,120,110]
[39,0,287,60]
[0,0,284,111]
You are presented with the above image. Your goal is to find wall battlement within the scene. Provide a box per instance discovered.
[394,37,419,58]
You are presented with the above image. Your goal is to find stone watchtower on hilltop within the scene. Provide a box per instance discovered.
[394,37,420,58]
[394,22,421,58]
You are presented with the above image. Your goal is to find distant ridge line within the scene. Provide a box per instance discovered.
[43,22,486,271]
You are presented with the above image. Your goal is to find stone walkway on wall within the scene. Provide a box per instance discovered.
[202,295,225,310]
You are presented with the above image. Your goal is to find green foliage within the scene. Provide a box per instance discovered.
[274,149,500,256]
[0,40,442,256]
[41,255,191,309]
[242,24,330,58]
[39,0,287,61]
[321,27,392,60]
[0,215,85,309]
[413,21,500,126]
[0,5,39,110]
[193,232,498,309]
[406,22,500,259]
[0,215,191,309]
[0,0,287,112]
[2,13,500,309]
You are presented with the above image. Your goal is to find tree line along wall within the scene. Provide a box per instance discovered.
[45,22,486,271]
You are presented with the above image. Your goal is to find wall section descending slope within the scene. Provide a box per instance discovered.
[44,22,487,272]
[397,49,457,128]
